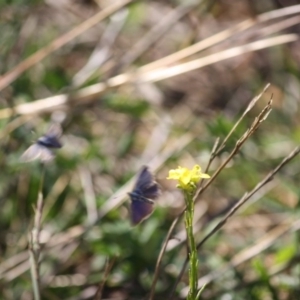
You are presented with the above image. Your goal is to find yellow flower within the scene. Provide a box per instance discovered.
[167,165,210,191]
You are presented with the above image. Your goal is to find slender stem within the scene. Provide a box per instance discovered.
[29,244,40,300]
[184,190,198,300]
[29,164,45,300]
[149,217,179,300]
[94,256,117,300]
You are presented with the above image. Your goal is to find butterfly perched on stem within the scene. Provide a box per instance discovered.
[128,166,161,225]
[21,123,63,163]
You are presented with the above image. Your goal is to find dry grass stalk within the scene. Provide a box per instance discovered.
[94,257,117,300]
[29,168,45,300]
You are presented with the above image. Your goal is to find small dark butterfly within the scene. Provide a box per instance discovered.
[128,166,161,225]
[21,123,62,163]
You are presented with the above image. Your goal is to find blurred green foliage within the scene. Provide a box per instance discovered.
[1,0,300,300]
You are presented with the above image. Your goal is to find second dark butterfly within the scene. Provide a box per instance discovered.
[128,166,161,225]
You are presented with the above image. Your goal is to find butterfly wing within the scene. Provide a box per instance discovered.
[142,183,160,200]
[46,123,62,139]
[133,166,153,189]
[38,146,55,162]
[21,144,54,163]
[130,200,154,225]
[134,166,160,200]
[129,166,161,225]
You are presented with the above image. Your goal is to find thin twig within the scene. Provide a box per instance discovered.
[204,84,260,177]
[213,84,270,158]
[168,257,189,299]
[194,99,273,202]
[197,83,269,194]
[94,257,117,300]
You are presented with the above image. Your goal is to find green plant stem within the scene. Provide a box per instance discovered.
[184,190,198,300]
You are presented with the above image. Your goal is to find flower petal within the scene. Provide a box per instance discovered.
[167,164,210,191]
[200,173,210,178]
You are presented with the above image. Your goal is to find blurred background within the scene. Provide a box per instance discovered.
[1,0,300,299]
